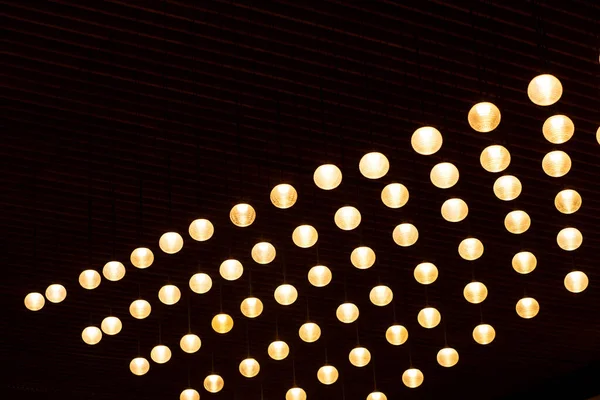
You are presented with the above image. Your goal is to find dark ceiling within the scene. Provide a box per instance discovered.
[1,1,600,399]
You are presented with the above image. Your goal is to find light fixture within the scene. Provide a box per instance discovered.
[82,326,102,345]
[381,183,409,208]
[369,285,393,306]
[555,189,582,214]
[334,206,361,230]
[130,247,154,269]
[188,218,214,241]
[159,232,184,254]
[336,302,359,323]
[597,127,600,145]
[493,175,522,201]
[180,333,201,353]
[543,115,574,144]
[45,283,67,303]
[359,152,389,179]
[158,284,181,305]
[430,162,459,189]
[220,259,244,281]
[480,145,510,173]
[189,273,212,294]
[268,340,290,360]
[392,223,418,247]
[286,387,307,400]
[251,242,276,264]
[441,198,468,222]
[230,203,256,227]
[557,227,583,251]
[129,299,151,319]
[274,284,298,306]
[130,357,150,376]
[299,322,321,343]
[307,265,332,287]
[542,150,571,177]
[385,324,408,345]
[564,271,589,293]
[411,126,443,155]
[270,183,298,209]
[78,269,101,290]
[102,261,126,281]
[402,368,424,388]
[473,323,496,345]
[180,389,200,400]
[150,344,171,364]
[516,297,540,319]
[350,246,376,269]
[468,102,501,132]
[211,313,234,334]
[414,262,438,285]
[367,391,388,400]
[101,316,122,335]
[348,346,371,367]
[239,357,260,378]
[528,74,562,106]
[417,307,441,329]
[504,210,531,234]
[317,364,339,385]
[512,251,537,274]
[24,292,45,311]
[292,224,318,248]
[314,164,342,190]
[458,238,484,261]
[437,347,459,367]
[463,281,488,304]
[204,374,224,393]
[240,296,264,318]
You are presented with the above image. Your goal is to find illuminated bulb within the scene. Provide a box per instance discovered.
[385,324,408,345]
[204,374,224,393]
[270,183,298,209]
[480,145,510,173]
[359,152,389,179]
[414,262,438,285]
[299,322,321,343]
[130,357,150,376]
[542,150,571,177]
[381,183,409,208]
[240,296,264,318]
[307,265,332,287]
[314,164,342,190]
[528,74,562,106]
[130,247,154,269]
[468,102,501,132]
[430,162,459,189]
[512,251,537,274]
[230,203,256,227]
[493,175,522,201]
[463,281,488,304]
[369,285,393,306]
[437,347,459,367]
[597,127,600,145]
[274,284,298,306]
[189,273,212,294]
[158,284,181,305]
[45,284,66,303]
[180,389,200,400]
[211,313,234,334]
[334,206,361,230]
[367,391,388,400]
[392,223,418,247]
[557,227,583,251]
[82,326,102,345]
[188,218,214,241]
[441,198,468,222]
[268,340,290,360]
[555,189,582,214]
[251,242,276,264]
[516,297,540,319]
[24,292,45,311]
[79,269,101,290]
[180,333,201,353]
[411,126,443,155]
[159,232,183,254]
[317,365,339,385]
[348,346,371,367]
[336,302,359,323]
[239,357,260,378]
[129,299,151,319]
[350,246,376,269]
[286,387,307,400]
[417,307,441,329]
[402,368,424,388]
[458,238,484,261]
[102,261,125,281]
[473,323,496,345]
[504,210,531,234]
[101,316,122,335]
[543,115,574,144]
[564,271,589,293]
[292,224,318,248]
[150,344,171,364]
[220,259,244,281]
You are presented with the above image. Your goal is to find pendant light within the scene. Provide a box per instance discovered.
[542,150,571,177]
[411,126,443,155]
[564,271,589,293]
[555,189,582,214]
[299,322,321,343]
[348,346,371,367]
[103,261,126,281]
[239,357,260,378]
[402,368,424,388]
[350,246,376,269]
[314,164,342,190]
[77,270,100,290]
[180,333,201,354]
[528,74,562,106]
[369,285,393,306]
[430,162,459,189]
[159,232,184,254]
[441,198,468,222]
[286,387,307,400]
[204,374,224,393]
[220,259,244,281]
[392,223,419,247]
[385,324,408,345]
[270,183,298,209]
[414,262,438,285]
[543,115,574,144]
[129,299,151,319]
[189,272,212,294]
[240,297,264,318]
[473,323,496,345]
[504,210,531,234]
[458,238,484,261]
[493,175,522,201]
[230,203,256,227]
[45,283,67,304]
[251,242,276,264]
[437,347,459,367]
[130,247,154,269]
[480,145,510,173]
[292,224,318,248]
[180,389,200,400]
[308,265,332,287]
[336,302,359,323]
[463,281,488,304]
[274,284,298,306]
[516,297,540,319]
[158,284,181,305]
[268,340,290,360]
[597,127,600,145]
[212,313,234,334]
[130,357,150,376]
[468,102,501,132]
[101,316,122,335]
[381,183,409,208]
[188,218,214,241]
[82,326,102,345]
[367,391,388,400]
[417,307,441,329]
[317,364,339,385]
[150,344,171,364]
[334,206,361,231]
[557,227,582,251]
[24,292,45,311]
[512,251,537,274]
[359,152,389,179]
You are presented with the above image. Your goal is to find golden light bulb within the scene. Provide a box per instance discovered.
[292,224,318,248]
[543,115,574,144]
[129,299,151,319]
[308,265,332,287]
[564,271,589,293]
[158,284,181,305]
[82,326,102,345]
[381,183,409,208]
[204,374,224,393]
[150,344,171,364]
[159,231,184,254]
[402,368,424,388]
[334,206,362,230]
[101,316,122,335]
[512,251,537,274]
[516,297,540,319]
[392,223,418,247]
[286,387,307,400]
[268,340,290,360]
[349,346,371,367]
[45,283,67,304]
[130,247,154,269]
[299,322,321,343]
[314,164,342,190]
[211,313,234,334]
[102,261,125,281]
[240,296,264,318]
[528,74,562,106]
[557,227,583,251]
[385,324,408,346]
[441,198,468,222]
[239,357,260,378]
[79,269,101,290]
[317,365,339,385]
[350,246,376,269]
[251,242,276,264]
[189,273,212,294]
[369,285,393,306]
[417,307,441,329]
[463,281,488,304]
[274,283,298,306]
[504,210,531,234]
[414,262,438,285]
[437,347,459,367]
[458,238,484,261]
[555,189,582,214]
[493,175,522,201]
[270,183,298,209]
[542,150,571,177]
[220,259,244,281]
[597,127,600,145]
[480,145,511,173]
[359,152,390,179]
[367,391,388,400]
[230,203,256,227]
[336,302,359,323]
[180,389,200,400]
[130,357,150,376]
[430,162,459,189]
[468,102,501,132]
[24,292,45,311]
[411,126,443,155]
[188,218,214,241]
[473,323,496,345]
[180,333,201,353]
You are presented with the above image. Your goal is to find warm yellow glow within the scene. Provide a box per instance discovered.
[597,127,600,145]
[557,227,583,251]
[24,292,45,311]
[130,357,150,376]
[493,175,522,201]
[504,210,531,234]
[220,259,244,281]
[402,368,424,388]
[268,340,290,360]
[336,302,359,323]
[516,297,540,319]
[130,247,154,269]
[79,269,101,290]
[158,284,181,305]
[204,374,224,393]
[286,387,307,400]
[381,183,409,208]
[180,333,201,353]
[555,189,582,214]
[270,183,298,209]
[369,285,393,306]
[512,251,537,274]
[180,389,200,400]
[317,365,339,385]
[367,391,388,400]
[334,206,361,230]
[414,262,438,285]
[211,313,234,334]
[392,223,418,247]
[468,102,501,132]
[417,307,441,328]
[542,150,571,177]
[441,198,468,222]
[150,344,171,364]
[385,324,408,345]
[480,145,510,173]
[350,246,376,269]
[188,218,214,241]
[543,115,574,144]
[307,265,332,287]
[45,283,67,303]
[240,296,264,318]
[349,346,371,367]
[189,273,212,294]
[101,316,122,335]
[458,238,484,261]
[129,299,151,319]
[430,162,459,189]
[102,261,126,281]
[411,126,443,155]
[159,232,184,254]
[564,271,589,293]
[292,224,318,248]
[314,164,342,190]
[473,323,496,345]
[299,322,321,343]
[82,326,102,345]
[230,203,256,227]
[437,347,459,367]
[463,281,488,304]
[251,242,276,264]
[528,74,562,106]
[274,283,298,306]
[239,357,260,378]
[359,152,390,179]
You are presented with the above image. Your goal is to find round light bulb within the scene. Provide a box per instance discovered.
[528,74,562,106]
[180,333,201,353]
[188,218,214,241]
[45,283,67,304]
[512,251,537,274]
[480,145,511,173]
[317,365,339,385]
[557,227,583,251]
[158,284,181,305]
[24,292,45,311]
[129,299,151,319]
[349,346,371,367]
[516,297,540,319]
[79,269,101,290]
[504,210,531,234]
[385,324,408,346]
[458,238,484,261]
[473,323,496,345]
[543,115,574,144]
[463,281,488,304]
[555,189,582,214]
[381,183,409,208]
[334,206,361,230]
[130,247,154,269]
[308,265,332,287]
[437,347,459,367]
[314,164,342,190]
[274,283,298,306]
[367,391,388,400]
[430,162,459,189]
[414,262,438,285]
[159,232,184,254]
[286,387,307,400]
[230,203,256,227]
[392,223,418,247]
[417,307,441,329]
[101,316,122,335]
[211,313,234,334]
[239,357,260,378]
[292,224,318,248]
[441,198,468,222]
[82,326,102,345]
[219,259,244,281]
[336,302,359,323]
[369,285,393,306]
[493,175,522,201]
[299,322,321,343]
[350,246,376,269]
[268,340,290,360]
[240,296,264,318]
[180,389,200,400]
[402,368,424,388]
[564,271,589,293]
[270,183,298,209]
[251,242,276,264]
[189,273,212,294]
[411,126,443,155]
[130,357,150,376]
[102,261,126,281]
[359,152,389,179]
[150,344,171,364]
[204,374,224,393]
[468,102,501,132]
[542,150,571,177]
